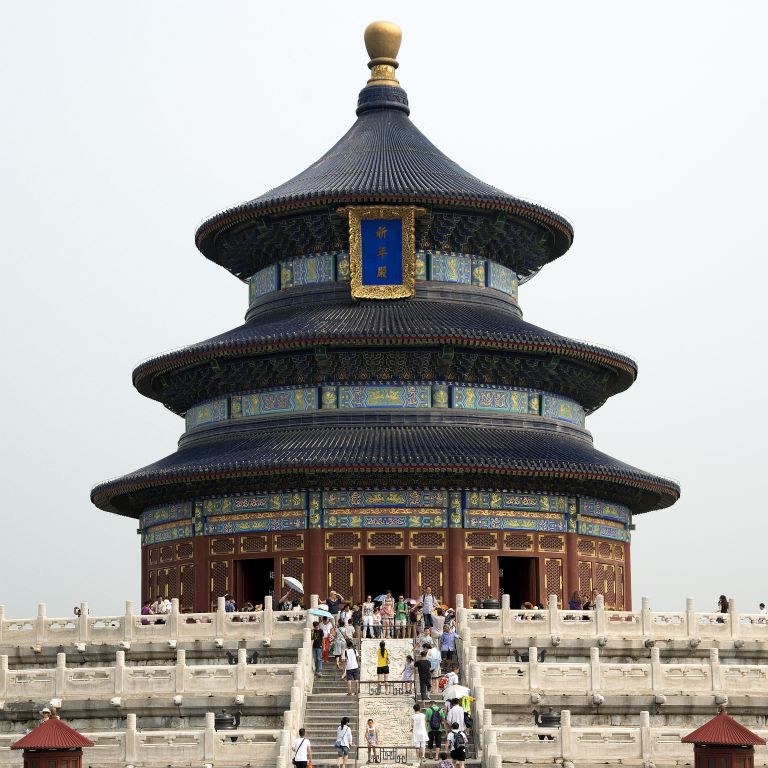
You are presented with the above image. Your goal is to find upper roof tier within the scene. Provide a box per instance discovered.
[194,22,573,282]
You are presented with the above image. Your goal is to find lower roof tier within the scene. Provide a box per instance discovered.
[133,294,637,414]
[91,420,679,517]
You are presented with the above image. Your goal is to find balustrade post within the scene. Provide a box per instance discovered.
[0,605,5,643]
[474,684,485,734]
[36,603,47,644]
[686,597,696,639]
[78,602,89,643]
[589,647,601,692]
[729,598,740,640]
[641,597,651,637]
[595,595,606,636]
[125,713,138,763]
[0,655,7,698]
[482,718,496,766]
[560,709,572,763]
[501,593,511,634]
[639,710,651,763]
[215,596,226,636]
[204,712,215,761]
[548,594,560,634]
[650,647,661,693]
[237,648,247,691]
[55,652,66,696]
[455,594,464,610]
[124,600,134,642]
[264,595,274,643]
[176,648,186,694]
[307,595,318,627]
[710,647,721,691]
[529,646,539,689]
[115,650,125,695]
[170,598,180,640]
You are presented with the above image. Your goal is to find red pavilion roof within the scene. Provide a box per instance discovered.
[682,712,766,746]
[11,717,94,750]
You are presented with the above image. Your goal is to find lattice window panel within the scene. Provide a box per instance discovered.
[241,535,268,553]
[467,556,490,604]
[594,563,606,601]
[617,566,625,610]
[148,547,158,566]
[176,541,194,561]
[147,569,158,599]
[326,532,361,550]
[275,533,304,551]
[179,565,195,612]
[539,535,565,553]
[210,561,230,603]
[544,558,563,602]
[418,555,444,600]
[281,557,304,583]
[210,537,235,555]
[159,545,174,563]
[157,567,178,599]
[578,538,596,556]
[503,533,533,551]
[597,542,612,560]
[614,544,624,561]
[465,532,498,550]
[409,531,445,549]
[367,531,404,549]
[604,564,616,609]
[328,556,354,594]
[578,560,593,596]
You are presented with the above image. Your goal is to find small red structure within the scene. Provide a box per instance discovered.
[683,711,766,768]
[11,716,94,768]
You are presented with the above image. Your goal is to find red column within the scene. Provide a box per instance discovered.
[193,536,209,612]
[447,528,465,604]
[624,541,633,610]
[565,532,579,602]
[305,528,325,601]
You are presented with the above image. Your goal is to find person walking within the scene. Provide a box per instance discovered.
[371,606,382,638]
[414,650,432,702]
[425,700,446,760]
[427,642,442,693]
[448,722,467,768]
[376,640,390,693]
[364,718,381,763]
[394,595,408,639]
[311,620,324,675]
[321,617,332,662]
[326,590,345,622]
[421,586,437,629]
[335,716,353,767]
[382,590,395,638]
[333,622,347,670]
[291,728,312,768]
[362,595,375,638]
[402,654,415,694]
[410,703,428,761]
[439,624,456,667]
[342,639,360,695]
[447,698,466,733]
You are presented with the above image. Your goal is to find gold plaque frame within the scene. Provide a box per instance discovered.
[341,205,423,300]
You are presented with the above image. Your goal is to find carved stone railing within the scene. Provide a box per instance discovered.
[0,596,309,649]
[0,716,281,766]
[479,710,768,768]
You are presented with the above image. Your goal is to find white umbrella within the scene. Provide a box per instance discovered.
[443,684,470,701]
[282,576,304,594]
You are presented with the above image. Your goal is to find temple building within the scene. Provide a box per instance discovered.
[91,21,679,612]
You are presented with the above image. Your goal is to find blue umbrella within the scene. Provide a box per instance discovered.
[308,608,334,619]
[374,594,387,602]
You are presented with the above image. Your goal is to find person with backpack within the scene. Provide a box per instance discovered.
[341,638,360,695]
[448,722,467,767]
[425,701,446,759]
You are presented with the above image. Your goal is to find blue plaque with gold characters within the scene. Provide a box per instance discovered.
[341,205,423,299]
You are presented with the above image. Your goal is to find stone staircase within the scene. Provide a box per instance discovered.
[302,662,358,766]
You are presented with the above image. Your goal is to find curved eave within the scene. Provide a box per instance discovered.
[91,425,679,517]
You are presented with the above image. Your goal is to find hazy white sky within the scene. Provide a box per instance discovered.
[1,2,765,618]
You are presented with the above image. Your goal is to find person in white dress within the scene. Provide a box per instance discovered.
[410,703,428,759]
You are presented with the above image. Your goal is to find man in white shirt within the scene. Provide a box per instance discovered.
[362,596,375,638]
[447,698,466,732]
[421,586,437,629]
[342,639,360,695]
[291,728,311,768]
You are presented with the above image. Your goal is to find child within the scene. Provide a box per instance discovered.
[372,606,383,638]
[364,718,380,763]
[437,752,454,768]
[448,723,467,768]
[402,654,415,694]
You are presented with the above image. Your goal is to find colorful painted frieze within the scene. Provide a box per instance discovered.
[321,386,338,409]
[323,490,448,509]
[452,385,531,414]
[428,252,472,284]
[337,384,430,409]
[432,383,449,408]
[279,260,294,289]
[415,251,428,281]
[471,257,486,287]
[541,394,586,427]
[578,515,628,541]
[578,497,631,524]
[464,509,567,532]
[185,398,229,431]
[336,252,350,281]
[248,264,280,303]
[449,492,463,528]
[203,492,306,516]
[142,520,193,545]
[205,511,306,534]
[323,508,447,529]
[487,261,519,299]
[233,387,317,417]
[464,491,568,512]
[292,253,335,287]
[308,492,322,529]
[140,502,194,529]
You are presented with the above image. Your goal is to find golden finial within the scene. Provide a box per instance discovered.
[364,20,402,87]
